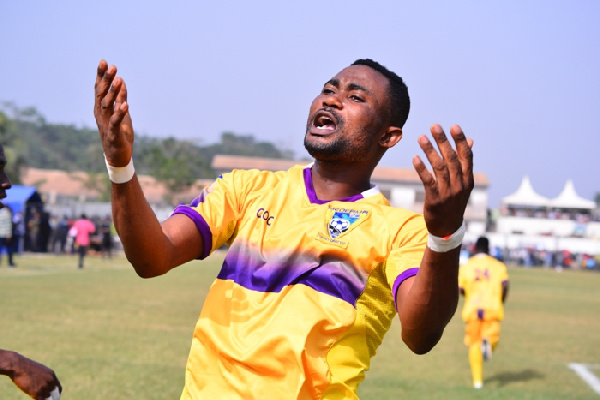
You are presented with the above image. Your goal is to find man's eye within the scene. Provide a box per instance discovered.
[350,95,364,102]
[322,88,334,95]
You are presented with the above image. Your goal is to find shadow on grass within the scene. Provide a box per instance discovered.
[486,369,545,387]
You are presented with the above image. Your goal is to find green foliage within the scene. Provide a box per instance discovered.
[0,110,8,139]
[0,109,26,185]
[0,103,293,195]
[141,136,209,197]
[208,131,287,159]
[1,102,104,174]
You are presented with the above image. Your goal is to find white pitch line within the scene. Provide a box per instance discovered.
[569,363,600,395]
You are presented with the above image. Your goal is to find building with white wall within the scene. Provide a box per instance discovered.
[486,176,600,256]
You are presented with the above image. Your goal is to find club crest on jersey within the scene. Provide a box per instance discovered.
[316,205,371,249]
[329,213,358,238]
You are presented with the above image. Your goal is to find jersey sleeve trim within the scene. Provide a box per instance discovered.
[172,205,212,259]
[391,267,419,309]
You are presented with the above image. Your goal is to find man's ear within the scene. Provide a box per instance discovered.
[379,126,402,149]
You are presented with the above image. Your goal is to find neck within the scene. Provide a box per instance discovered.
[310,160,376,201]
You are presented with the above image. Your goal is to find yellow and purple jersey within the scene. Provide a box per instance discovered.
[172,165,427,400]
[458,254,509,322]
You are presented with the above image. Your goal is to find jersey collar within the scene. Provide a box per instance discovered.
[303,166,380,205]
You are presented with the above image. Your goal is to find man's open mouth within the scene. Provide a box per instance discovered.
[312,110,338,133]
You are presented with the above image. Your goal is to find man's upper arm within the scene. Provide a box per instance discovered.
[386,213,427,313]
[395,274,416,314]
[161,213,206,265]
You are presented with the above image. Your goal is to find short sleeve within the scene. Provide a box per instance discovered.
[384,213,427,306]
[171,171,245,259]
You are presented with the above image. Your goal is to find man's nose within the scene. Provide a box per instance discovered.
[322,93,342,109]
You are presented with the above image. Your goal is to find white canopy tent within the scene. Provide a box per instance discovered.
[502,176,549,208]
[548,180,595,210]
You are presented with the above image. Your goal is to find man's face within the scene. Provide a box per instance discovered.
[0,145,13,207]
[304,65,391,163]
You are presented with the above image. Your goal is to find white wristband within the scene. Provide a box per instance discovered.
[427,222,466,253]
[104,154,135,184]
[45,386,61,400]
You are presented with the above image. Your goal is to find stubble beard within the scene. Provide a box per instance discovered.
[304,125,376,164]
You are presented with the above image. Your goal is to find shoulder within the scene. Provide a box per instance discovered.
[220,166,299,189]
[382,207,426,238]
[381,208,427,249]
[496,259,509,273]
[487,255,506,267]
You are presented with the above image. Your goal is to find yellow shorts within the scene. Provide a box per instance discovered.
[464,319,500,347]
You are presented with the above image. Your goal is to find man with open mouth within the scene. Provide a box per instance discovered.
[95,58,474,399]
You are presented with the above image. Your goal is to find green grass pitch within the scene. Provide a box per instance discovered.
[1,252,599,399]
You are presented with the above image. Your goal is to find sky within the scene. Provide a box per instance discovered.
[1,1,599,208]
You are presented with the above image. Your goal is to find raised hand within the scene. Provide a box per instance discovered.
[94,59,134,167]
[412,124,474,238]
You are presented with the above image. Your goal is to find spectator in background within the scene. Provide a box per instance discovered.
[39,211,51,253]
[27,211,40,252]
[72,214,96,269]
[0,204,15,267]
[12,210,24,255]
[100,215,114,260]
[57,215,69,254]
[49,214,60,253]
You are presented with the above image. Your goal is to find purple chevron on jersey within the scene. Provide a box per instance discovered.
[217,241,368,306]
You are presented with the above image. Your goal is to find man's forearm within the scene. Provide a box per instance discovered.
[111,176,175,278]
[397,246,461,354]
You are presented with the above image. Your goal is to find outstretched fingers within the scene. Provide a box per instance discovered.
[94,60,135,168]
[414,124,475,237]
[95,62,115,102]
[419,124,473,193]
[413,152,438,198]
[109,101,129,135]
[449,125,474,190]
[432,125,459,192]
[95,59,108,92]
[103,77,122,109]
[115,77,128,105]
[415,129,450,196]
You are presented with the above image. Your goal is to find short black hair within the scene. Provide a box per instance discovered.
[475,237,490,254]
[352,59,410,128]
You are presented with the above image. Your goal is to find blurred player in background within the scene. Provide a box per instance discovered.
[459,236,509,389]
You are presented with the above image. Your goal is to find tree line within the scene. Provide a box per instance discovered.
[0,102,297,199]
